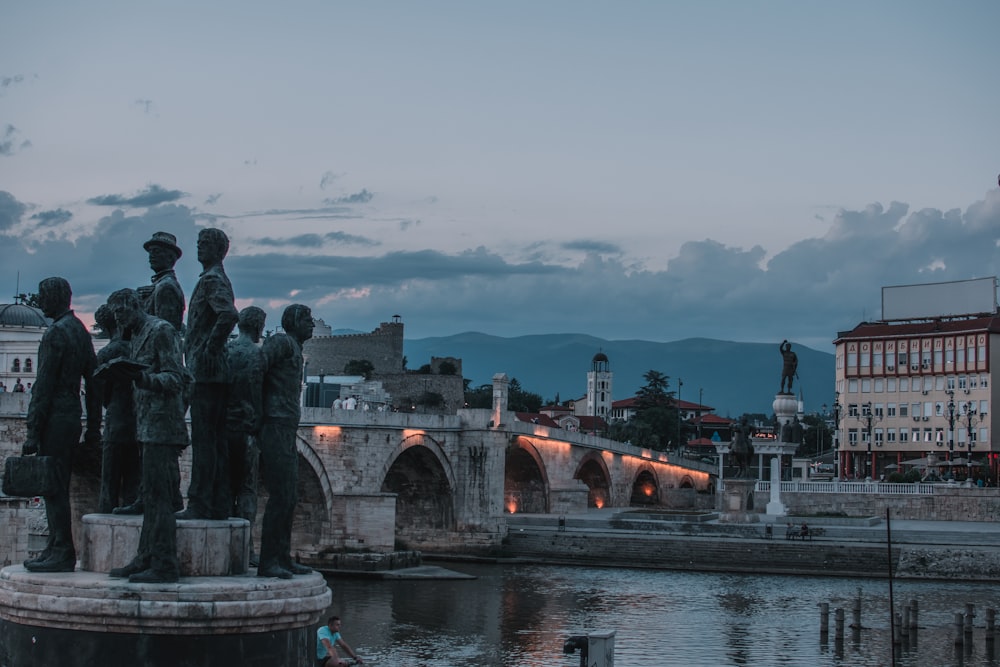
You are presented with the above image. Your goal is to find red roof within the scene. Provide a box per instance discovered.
[611,396,713,411]
[514,413,560,428]
[695,413,733,425]
[835,313,1000,342]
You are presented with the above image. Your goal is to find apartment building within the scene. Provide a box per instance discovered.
[833,280,999,482]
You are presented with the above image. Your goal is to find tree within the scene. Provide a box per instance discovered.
[343,359,375,380]
[627,370,679,451]
[507,378,543,413]
[464,383,492,409]
[438,360,458,376]
[17,292,40,308]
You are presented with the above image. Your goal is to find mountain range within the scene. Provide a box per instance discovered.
[403,333,836,418]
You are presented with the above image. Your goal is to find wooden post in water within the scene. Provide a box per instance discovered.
[852,588,862,629]
[819,602,829,637]
[909,600,918,632]
[835,608,845,642]
[954,612,965,645]
[901,606,910,638]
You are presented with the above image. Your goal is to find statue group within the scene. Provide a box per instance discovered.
[20,229,313,583]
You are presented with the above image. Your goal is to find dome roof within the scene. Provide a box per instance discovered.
[0,303,48,328]
[592,352,609,363]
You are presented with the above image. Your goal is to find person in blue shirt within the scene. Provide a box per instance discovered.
[317,616,363,666]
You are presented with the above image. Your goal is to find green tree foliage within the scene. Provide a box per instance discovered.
[438,360,458,376]
[462,378,542,413]
[610,370,680,450]
[343,359,375,380]
[797,414,833,458]
[17,292,40,308]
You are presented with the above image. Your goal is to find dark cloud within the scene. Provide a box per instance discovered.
[30,208,72,227]
[205,193,222,205]
[0,125,31,156]
[1,75,25,89]
[562,239,622,254]
[319,171,343,190]
[2,188,998,354]
[87,184,188,208]
[324,189,373,205]
[0,191,27,230]
[399,219,420,231]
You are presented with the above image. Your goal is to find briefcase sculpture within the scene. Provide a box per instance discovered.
[3,456,58,497]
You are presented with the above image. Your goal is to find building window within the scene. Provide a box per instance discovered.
[934,350,942,366]
[848,379,858,393]
[935,376,945,391]
[945,348,954,365]
[899,428,908,442]
[979,344,986,365]
[923,402,933,418]
[923,377,933,392]
[24,358,32,372]
[982,375,989,389]
[935,402,943,417]
[11,359,20,373]
[958,376,967,389]
[980,401,988,415]
[887,378,897,392]
[887,429,896,443]
[862,379,871,393]
[861,349,870,368]
[935,428,944,443]
[979,427,988,443]
[848,403,859,418]
[887,403,896,417]
[911,429,920,443]
[874,379,884,393]
[911,403,921,417]
[848,351,858,368]
[970,376,978,389]
[947,376,956,391]
[899,403,908,417]
[874,429,884,446]
[848,429,858,446]
[898,351,908,368]
[924,430,933,443]
[899,378,909,392]
[874,403,884,417]
[967,347,976,364]
[873,352,883,369]
[921,351,931,369]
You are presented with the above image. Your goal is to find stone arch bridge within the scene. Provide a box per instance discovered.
[287,406,714,556]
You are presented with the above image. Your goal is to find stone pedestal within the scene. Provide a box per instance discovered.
[0,513,330,667]
[81,514,250,576]
[719,479,759,523]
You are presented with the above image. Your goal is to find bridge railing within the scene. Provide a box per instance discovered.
[754,481,937,495]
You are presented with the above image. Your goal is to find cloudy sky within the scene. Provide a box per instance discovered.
[2,1,999,352]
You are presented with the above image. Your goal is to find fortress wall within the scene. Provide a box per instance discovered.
[303,321,404,377]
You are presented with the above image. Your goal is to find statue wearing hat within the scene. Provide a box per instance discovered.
[139,231,185,332]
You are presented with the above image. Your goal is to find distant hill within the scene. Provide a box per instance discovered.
[403,333,835,417]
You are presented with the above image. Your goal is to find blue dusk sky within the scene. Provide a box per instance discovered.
[2,1,999,351]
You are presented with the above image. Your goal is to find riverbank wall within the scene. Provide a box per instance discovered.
[500,512,1000,582]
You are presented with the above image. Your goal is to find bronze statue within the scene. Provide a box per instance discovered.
[779,340,798,394]
[730,417,754,478]
[177,228,239,520]
[93,304,140,514]
[226,306,266,565]
[22,277,102,573]
[257,304,313,579]
[116,231,187,516]
[138,231,186,332]
[105,289,191,583]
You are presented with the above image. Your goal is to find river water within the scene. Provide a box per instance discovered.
[324,563,1000,666]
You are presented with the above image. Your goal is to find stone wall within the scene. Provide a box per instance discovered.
[758,487,1000,522]
[303,321,404,376]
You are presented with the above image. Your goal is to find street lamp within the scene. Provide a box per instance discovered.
[963,401,979,483]
[832,395,842,480]
[859,402,881,481]
[676,378,683,453]
[945,390,956,480]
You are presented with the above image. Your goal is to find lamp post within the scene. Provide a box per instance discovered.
[859,402,880,481]
[946,390,956,480]
[819,403,828,458]
[832,395,842,481]
[676,378,683,453]
[963,401,978,484]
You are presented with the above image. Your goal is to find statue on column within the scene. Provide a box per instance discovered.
[779,340,798,394]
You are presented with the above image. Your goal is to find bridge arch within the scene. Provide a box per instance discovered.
[630,465,661,506]
[379,432,457,547]
[574,451,611,509]
[506,437,550,514]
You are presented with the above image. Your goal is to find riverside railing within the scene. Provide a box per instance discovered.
[755,481,938,495]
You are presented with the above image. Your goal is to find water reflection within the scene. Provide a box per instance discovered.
[324,564,1000,666]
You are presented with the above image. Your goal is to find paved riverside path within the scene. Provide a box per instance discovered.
[502,510,1000,581]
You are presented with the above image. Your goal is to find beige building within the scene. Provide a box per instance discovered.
[834,311,998,483]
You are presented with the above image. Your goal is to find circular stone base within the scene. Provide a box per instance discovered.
[81,513,250,577]
[0,565,330,634]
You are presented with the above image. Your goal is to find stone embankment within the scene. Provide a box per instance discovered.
[500,511,1000,582]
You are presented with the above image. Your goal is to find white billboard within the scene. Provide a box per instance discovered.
[881,277,997,321]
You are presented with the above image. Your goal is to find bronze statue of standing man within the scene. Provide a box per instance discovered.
[257,304,313,579]
[779,340,798,394]
[22,277,102,572]
[177,228,238,520]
